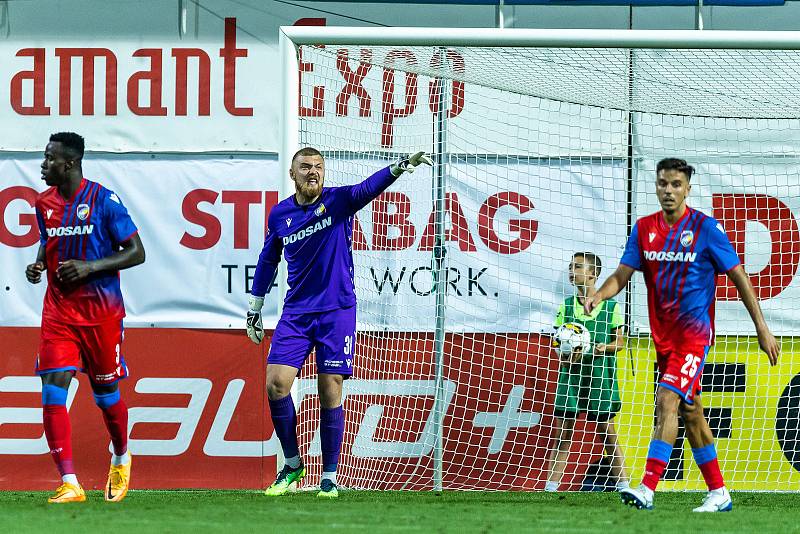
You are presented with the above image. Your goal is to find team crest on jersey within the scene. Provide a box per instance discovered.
[314,203,326,217]
[680,230,694,247]
[286,218,292,227]
[648,232,656,243]
[76,203,90,221]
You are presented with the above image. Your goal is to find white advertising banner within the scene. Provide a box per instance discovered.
[5,150,800,334]
[1,154,284,328]
[1,155,629,331]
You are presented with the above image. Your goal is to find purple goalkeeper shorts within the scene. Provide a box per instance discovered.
[268,306,356,376]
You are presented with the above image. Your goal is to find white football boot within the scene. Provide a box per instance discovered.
[620,486,654,510]
[693,487,733,512]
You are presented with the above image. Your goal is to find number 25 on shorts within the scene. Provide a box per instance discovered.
[681,353,701,378]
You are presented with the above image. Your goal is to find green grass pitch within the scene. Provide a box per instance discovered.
[2,490,797,533]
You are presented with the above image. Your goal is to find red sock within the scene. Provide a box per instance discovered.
[698,458,725,491]
[42,404,74,476]
[641,458,667,491]
[101,400,129,456]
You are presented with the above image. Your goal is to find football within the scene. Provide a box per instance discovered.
[553,322,591,358]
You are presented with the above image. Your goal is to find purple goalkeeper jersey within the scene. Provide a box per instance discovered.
[251,165,398,313]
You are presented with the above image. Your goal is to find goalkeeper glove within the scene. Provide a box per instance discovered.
[246,294,265,344]
[390,152,434,176]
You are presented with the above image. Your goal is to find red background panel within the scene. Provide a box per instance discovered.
[1,328,602,490]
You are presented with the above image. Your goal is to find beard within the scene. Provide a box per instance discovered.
[297,179,322,199]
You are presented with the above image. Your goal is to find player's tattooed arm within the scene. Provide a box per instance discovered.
[25,244,47,284]
[56,233,146,284]
[727,265,780,366]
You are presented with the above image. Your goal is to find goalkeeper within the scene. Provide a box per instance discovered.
[544,252,630,492]
[246,148,432,498]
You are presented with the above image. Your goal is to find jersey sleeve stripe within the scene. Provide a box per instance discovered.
[119,229,138,243]
[35,208,47,246]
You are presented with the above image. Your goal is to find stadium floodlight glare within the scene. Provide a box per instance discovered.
[281,26,800,493]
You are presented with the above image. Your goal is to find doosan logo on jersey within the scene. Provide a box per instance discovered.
[282,217,331,245]
[644,250,697,262]
[46,225,94,237]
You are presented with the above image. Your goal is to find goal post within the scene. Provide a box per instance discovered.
[280,26,800,492]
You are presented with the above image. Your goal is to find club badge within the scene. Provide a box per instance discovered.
[76,203,90,221]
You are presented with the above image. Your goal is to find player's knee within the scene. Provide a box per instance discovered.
[41,370,73,389]
[93,388,121,409]
[266,379,291,401]
[680,402,703,424]
[318,390,342,409]
[41,384,68,406]
[318,374,344,408]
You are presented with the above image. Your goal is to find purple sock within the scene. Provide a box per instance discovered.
[320,405,344,473]
[268,394,299,459]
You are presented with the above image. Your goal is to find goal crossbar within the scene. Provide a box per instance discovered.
[281,26,800,50]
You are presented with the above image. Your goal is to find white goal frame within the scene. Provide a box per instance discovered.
[279,26,800,492]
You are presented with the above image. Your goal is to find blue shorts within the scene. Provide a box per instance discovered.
[268,306,356,376]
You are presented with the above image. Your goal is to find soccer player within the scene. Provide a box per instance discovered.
[544,252,630,492]
[246,147,432,498]
[584,158,780,512]
[25,132,145,503]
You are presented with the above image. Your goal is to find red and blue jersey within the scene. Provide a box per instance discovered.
[35,178,138,325]
[620,207,740,352]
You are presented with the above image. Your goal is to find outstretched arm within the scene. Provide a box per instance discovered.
[55,233,145,284]
[583,264,635,315]
[728,265,780,366]
[347,152,433,212]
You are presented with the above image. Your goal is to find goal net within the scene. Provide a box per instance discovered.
[282,28,800,492]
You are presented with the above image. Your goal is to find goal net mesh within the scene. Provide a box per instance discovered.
[290,40,800,491]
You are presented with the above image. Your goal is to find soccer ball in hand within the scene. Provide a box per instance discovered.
[553,322,591,358]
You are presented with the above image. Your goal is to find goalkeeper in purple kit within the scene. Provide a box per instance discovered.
[246,147,432,498]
